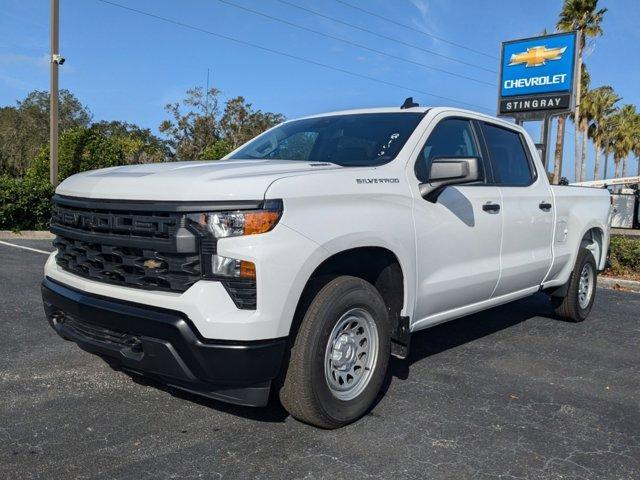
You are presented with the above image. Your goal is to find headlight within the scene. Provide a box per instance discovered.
[187,200,282,239]
[186,200,282,282]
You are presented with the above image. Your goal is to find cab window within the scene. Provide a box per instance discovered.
[481,123,534,186]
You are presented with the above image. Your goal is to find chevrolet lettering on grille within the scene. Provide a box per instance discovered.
[53,206,175,236]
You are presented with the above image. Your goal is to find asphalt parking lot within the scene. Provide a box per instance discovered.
[1,239,639,480]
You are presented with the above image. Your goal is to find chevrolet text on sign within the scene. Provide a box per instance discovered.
[498,31,577,117]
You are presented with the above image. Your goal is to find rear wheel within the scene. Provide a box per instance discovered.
[551,246,598,322]
[279,276,390,429]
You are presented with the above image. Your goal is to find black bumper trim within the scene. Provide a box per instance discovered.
[41,277,286,407]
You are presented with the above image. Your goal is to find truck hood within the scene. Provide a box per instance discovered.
[56,160,341,201]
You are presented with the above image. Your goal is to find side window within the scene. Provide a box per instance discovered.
[415,119,480,183]
[481,123,534,186]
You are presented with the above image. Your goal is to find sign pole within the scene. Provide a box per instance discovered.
[540,115,552,172]
[50,0,59,187]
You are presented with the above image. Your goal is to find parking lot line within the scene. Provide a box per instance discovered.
[0,240,51,255]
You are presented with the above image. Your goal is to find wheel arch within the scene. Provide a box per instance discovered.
[289,246,407,353]
[581,225,607,271]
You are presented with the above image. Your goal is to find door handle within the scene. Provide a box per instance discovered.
[539,201,552,211]
[482,203,500,212]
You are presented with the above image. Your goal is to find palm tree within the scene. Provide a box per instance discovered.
[557,0,607,181]
[552,116,566,184]
[610,105,636,178]
[621,107,640,177]
[586,86,619,180]
[633,120,640,177]
[577,66,591,181]
[620,106,638,177]
[600,121,616,179]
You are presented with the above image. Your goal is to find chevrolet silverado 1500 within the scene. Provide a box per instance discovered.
[42,105,611,428]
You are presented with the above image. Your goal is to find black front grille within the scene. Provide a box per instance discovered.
[50,195,258,308]
[53,235,201,292]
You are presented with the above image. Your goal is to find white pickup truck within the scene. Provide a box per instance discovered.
[42,105,611,428]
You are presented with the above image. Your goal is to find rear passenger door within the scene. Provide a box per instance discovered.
[479,122,554,297]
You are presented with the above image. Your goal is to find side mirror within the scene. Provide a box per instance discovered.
[419,156,482,202]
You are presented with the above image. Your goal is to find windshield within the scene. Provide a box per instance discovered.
[228,112,425,167]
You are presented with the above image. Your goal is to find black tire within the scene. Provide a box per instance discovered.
[552,245,598,322]
[279,276,390,429]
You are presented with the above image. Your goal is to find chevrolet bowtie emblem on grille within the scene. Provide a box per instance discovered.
[143,259,163,270]
[509,45,567,67]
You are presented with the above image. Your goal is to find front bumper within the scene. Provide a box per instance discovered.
[41,277,286,407]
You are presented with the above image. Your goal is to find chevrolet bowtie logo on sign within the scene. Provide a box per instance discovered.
[498,31,577,116]
[508,45,567,67]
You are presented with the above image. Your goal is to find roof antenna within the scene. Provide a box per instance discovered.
[400,97,419,109]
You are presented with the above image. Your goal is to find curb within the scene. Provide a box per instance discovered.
[599,276,640,293]
[0,231,54,240]
[611,228,640,238]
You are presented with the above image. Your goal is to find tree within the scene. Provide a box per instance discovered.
[577,65,591,181]
[159,88,284,160]
[585,86,619,180]
[610,105,636,178]
[616,106,640,177]
[552,115,566,184]
[220,96,284,150]
[600,119,616,180]
[557,0,607,181]
[0,89,92,175]
[91,120,168,164]
[201,139,233,160]
[633,119,640,177]
[159,87,221,160]
[27,127,126,183]
[541,25,566,184]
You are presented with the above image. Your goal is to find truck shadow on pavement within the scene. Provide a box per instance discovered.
[124,293,554,424]
[388,292,554,381]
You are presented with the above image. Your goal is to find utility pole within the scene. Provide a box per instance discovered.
[50,0,60,186]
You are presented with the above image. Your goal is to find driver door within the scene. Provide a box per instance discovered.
[411,117,502,324]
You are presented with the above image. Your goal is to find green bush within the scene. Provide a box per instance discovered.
[26,127,126,184]
[608,236,640,278]
[2,126,165,231]
[201,139,232,160]
[0,175,54,230]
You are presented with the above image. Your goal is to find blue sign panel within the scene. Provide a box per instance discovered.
[500,32,576,97]
[498,31,577,116]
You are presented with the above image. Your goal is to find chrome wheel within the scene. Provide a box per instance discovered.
[324,308,379,401]
[578,263,594,309]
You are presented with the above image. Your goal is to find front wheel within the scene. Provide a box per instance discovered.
[551,246,598,322]
[279,276,390,429]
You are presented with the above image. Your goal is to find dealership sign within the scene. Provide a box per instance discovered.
[498,32,578,117]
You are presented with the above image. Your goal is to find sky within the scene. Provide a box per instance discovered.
[1,0,639,181]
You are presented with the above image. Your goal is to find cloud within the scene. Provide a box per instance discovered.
[0,53,49,69]
[408,0,430,23]
[0,73,36,91]
[407,0,444,48]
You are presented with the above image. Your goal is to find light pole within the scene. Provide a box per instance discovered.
[50,0,60,186]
